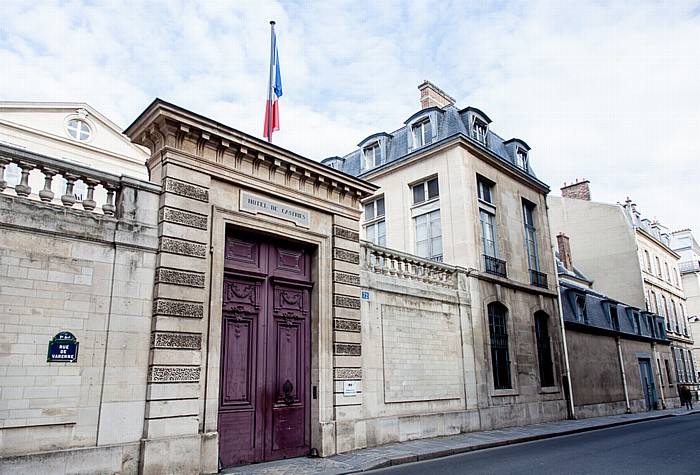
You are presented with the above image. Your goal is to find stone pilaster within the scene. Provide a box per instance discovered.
[331,219,363,419]
[141,169,211,475]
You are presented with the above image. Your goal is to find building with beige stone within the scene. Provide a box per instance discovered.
[548,181,697,405]
[670,229,700,380]
[556,232,673,416]
[324,81,569,427]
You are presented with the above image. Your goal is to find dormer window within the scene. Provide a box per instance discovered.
[516,148,528,169]
[363,143,382,170]
[66,119,91,141]
[472,118,488,145]
[412,118,433,148]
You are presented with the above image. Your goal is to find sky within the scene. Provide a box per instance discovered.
[2,0,699,237]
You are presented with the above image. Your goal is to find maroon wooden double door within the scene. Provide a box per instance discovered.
[219,232,312,467]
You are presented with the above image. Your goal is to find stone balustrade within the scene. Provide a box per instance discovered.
[361,240,456,287]
[0,143,122,215]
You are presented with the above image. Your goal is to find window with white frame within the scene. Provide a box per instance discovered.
[655,256,662,277]
[644,250,652,272]
[415,210,442,261]
[412,177,439,204]
[364,197,386,247]
[472,118,488,145]
[575,295,588,323]
[362,142,382,170]
[477,176,493,204]
[523,201,539,273]
[480,210,497,258]
[664,262,671,282]
[66,119,91,141]
[411,118,433,148]
[515,148,528,170]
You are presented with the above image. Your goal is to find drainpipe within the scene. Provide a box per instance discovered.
[616,336,631,413]
[652,342,666,409]
[553,250,576,419]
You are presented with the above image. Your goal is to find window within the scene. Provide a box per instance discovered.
[664,262,671,282]
[644,250,651,272]
[412,177,439,204]
[364,197,386,247]
[649,290,657,313]
[362,143,382,170]
[655,256,662,277]
[647,315,655,338]
[412,119,433,148]
[66,119,91,141]
[575,295,588,323]
[515,148,528,170]
[610,306,620,331]
[480,210,498,258]
[633,312,641,335]
[472,118,488,145]
[535,312,555,387]
[477,177,493,204]
[665,359,674,386]
[489,303,511,390]
[674,268,680,286]
[523,202,540,273]
[415,210,442,261]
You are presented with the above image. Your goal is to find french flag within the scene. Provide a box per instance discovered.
[264,24,282,140]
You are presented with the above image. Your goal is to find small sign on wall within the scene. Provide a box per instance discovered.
[47,331,79,363]
[343,381,358,397]
[361,291,370,300]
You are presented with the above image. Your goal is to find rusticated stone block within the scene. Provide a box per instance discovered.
[148,366,201,383]
[160,207,209,230]
[333,225,359,242]
[333,271,360,286]
[164,178,209,202]
[155,268,205,288]
[151,332,202,350]
[334,318,361,333]
[160,237,207,258]
[333,248,360,264]
[334,368,362,380]
[334,295,361,309]
[152,299,204,318]
[334,343,361,356]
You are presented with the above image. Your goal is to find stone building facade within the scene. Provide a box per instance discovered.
[549,181,697,406]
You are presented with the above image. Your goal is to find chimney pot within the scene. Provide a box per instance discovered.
[561,180,591,201]
[557,232,574,272]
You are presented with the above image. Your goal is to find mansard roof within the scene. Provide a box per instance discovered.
[324,103,546,189]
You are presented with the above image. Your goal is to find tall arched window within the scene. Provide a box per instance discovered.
[534,311,555,387]
[488,302,511,390]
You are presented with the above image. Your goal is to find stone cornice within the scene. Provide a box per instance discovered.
[124,99,377,206]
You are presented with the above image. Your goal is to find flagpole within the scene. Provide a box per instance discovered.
[267,21,276,143]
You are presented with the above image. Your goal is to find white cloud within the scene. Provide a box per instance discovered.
[1,0,699,235]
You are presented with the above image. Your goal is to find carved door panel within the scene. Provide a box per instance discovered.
[219,233,311,467]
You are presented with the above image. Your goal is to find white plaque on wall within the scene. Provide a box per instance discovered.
[240,191,310,228]
[343,381,357,397]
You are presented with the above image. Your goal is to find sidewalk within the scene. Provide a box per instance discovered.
[220,407,698,475]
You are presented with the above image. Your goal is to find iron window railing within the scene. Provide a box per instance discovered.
[530,269,548,288]
[484,255,507,278]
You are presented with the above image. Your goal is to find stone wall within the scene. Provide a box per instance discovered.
[0,151,159,474]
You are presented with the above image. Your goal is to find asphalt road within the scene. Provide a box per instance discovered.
[367,413,700,475]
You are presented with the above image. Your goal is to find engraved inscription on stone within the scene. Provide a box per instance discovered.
[156,268,205,288]
[334,343,362,356]
[334,295,361,309]
[334,368,362,380]
[161,207,209,230]
[333,225,359,242]
[151,332,202,350]
[160,237,207,258]
[152,299,204,318]
[333,271,361,286]
[240,190,310,228]
[148,366,201,383]
[334,248,360,264]
[165,178,209,202]
[334,318,361,333]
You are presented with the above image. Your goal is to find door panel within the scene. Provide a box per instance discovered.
[219,233,311,467]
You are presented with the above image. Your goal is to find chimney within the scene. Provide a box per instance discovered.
[561,179,591,201]
[557,232,574,272]
[418,80,456,110]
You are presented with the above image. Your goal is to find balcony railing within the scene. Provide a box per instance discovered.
[679,260,700,273]
[362,241,456,288]
[530,269,548,288]
[484,255,507,278]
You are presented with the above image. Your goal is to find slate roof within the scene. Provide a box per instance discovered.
[559,279,668,342]
[322,104,547,189]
